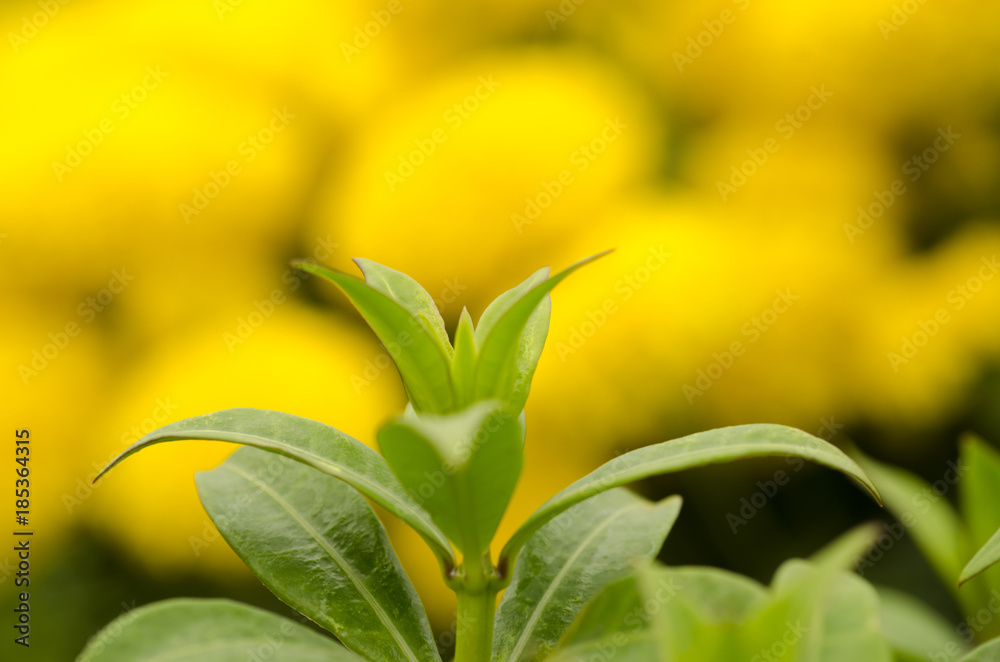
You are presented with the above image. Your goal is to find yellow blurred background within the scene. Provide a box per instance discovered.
[2,0,1000,659]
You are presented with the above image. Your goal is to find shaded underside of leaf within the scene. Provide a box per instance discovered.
[95,408,455,569]
[503,424,881,569]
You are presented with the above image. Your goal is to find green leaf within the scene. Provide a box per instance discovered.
[808,522,881,572]
[354,258,454,360]
[545,576,658,662]
[94,408,456,571]
[959,639,1000,661]
[292,260,454,413]
[960,528,1000,586]
[959,435,1000,587]
[492,489,682,662]
[474,267,551,417]
[550,567,767,662]
[851,449,976,606]
[637,565,767,661]
[76,598,363,662]
[378,401,523,557]
[196,447,441,662]
[474,268,549,347]
[876,586,966,662]
[552,555,893,662]
[502,424,881,570]
[752,559,892,662]
[552,575,648,651]
[451,307,479,409]
[474,252,609,413]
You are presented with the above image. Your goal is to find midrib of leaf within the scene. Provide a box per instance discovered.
[226,465,421,662]
[503,501,649,662]
[168,428,452,560]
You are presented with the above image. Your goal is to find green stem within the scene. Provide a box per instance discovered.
[454,585,497,661]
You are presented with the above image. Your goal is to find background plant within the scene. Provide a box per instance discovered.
[852,437,1000,660]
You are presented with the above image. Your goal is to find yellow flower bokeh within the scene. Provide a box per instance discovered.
[3,0,999,641]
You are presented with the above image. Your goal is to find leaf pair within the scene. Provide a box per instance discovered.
[80,448,440,662]
[379,401,523,559]
[292,253,607,415]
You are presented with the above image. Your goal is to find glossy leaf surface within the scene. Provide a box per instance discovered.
[493,489,681,662]
[197,447,441,662]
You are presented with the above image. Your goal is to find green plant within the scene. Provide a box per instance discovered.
[80,255,887,662]
[853,437,1000,657]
